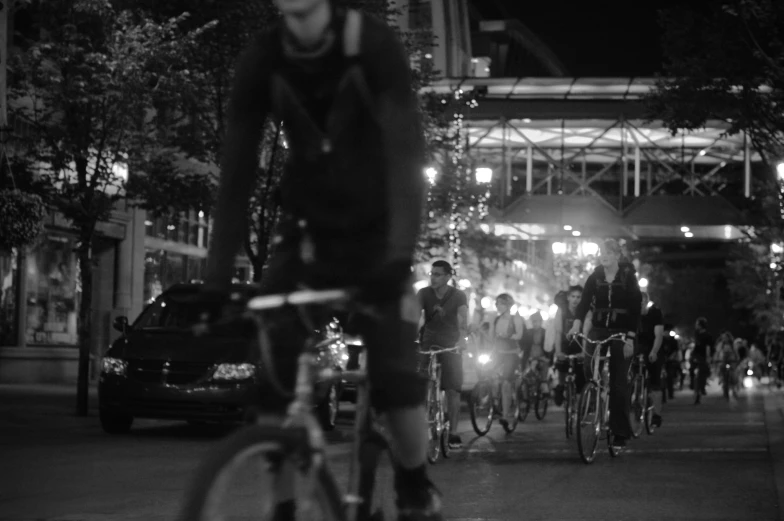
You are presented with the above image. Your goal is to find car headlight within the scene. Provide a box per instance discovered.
[477,353,492,365]
[212,363,256,381]
[102,357,127,376]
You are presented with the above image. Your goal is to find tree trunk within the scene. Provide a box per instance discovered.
[75,227,94,416]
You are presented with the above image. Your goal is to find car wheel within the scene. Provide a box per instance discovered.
[99,409,133,434]
[317,384,341,431]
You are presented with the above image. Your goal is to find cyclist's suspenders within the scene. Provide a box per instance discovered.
[270,9,376,124]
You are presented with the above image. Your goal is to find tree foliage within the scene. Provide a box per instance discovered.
[646,0,784,333]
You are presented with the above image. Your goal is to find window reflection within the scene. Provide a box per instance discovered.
[26,235,80,346]
[0,249,18,346]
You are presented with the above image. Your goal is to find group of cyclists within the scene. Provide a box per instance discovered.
[195,0,783,517]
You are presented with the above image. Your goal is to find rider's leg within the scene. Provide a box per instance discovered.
[499,354,515,421]
[438,351,463,440]
[607,335,633,441]
[361,287,441,518]
[647,357,664,424]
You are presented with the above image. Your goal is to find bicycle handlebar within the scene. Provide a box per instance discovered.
[573,333,626,346]
[419,345,461,355]
[247,288,354,311]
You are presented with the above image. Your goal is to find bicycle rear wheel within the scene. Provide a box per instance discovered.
[502,383,520,433]
[630,374,644,438]
[426,378,441,464]
[534,389,549,420]
[469,381,494,436]
[564,382,575,439]
[178,423,343,521]
[576,383,601,464]
[517,382,531,422]
[644,394,656,435]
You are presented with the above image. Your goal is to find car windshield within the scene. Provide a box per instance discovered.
[134,294,229,330]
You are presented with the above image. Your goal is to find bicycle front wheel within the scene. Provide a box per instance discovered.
[577,382,601,464]
[564,382,575,439]
[469,381,494,436]
[630,375,644,438]
[534,388,549,420]
[179,423,343,521]
[426,379,441,464]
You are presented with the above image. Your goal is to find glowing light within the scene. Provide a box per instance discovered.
[480,224,490,234]
[572,230,581,237]
[458,278,472,289]
[510,304,518,315]
[669,331,676,337]
[772,243,783,254]
[680,226,690,232]
[413,280,429,292]
[475,167,493,184]
[777,162,784,182]
[541,310,550,321]
[639,277,649,289]
[583,242,599,256]
[552,242,567,255]
[699,149,707,156]
[647,301,653,308]
[743,376,754,389]
[481,296,494,309]
[685,232,694,238]
[563,225,573,231]
[144,220,153,226]
[477,353,491,365]
[724,225,732,239]
[771,263,777,270]
[198,210,205,219]
[425,167,437,185]
[549,304,558,317]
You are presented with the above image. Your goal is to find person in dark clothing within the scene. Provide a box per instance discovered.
[553,285,586,406]
[639,292,664,427]
[662,324,681,399]
[199,0,440,519]
[568,238,641,450]
[692,317,714,404]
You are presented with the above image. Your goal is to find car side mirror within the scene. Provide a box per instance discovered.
[113,316,129,334]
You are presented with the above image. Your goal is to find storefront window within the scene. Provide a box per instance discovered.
[0,249,19,346]
[144,250,209,303]
[26,235,80,346]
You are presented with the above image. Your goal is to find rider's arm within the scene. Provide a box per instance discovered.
[204,33,273,289]
[652,324,664,357]
[362,17,425,267]
[553,309,564,356]
[511,315,524,342]
[625,269,642,340]
[457,304,468,339]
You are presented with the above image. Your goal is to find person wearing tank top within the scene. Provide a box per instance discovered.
[553,285,586,405]
[492,294,525,426]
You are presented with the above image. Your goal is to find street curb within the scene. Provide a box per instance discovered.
[763,391,784,521]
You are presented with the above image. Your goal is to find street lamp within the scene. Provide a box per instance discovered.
[639,277,649,289]
[424,167,437,185]
[475,167,493,184]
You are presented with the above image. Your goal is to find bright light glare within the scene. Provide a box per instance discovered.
[458,278,472,289]
[413,279,429,292]
[772,243,784,254]
[724,225,732,239]
[477,353,491,365]
[480,224,490,234]
[743,376,754,389]
[771,263,778,270]
[669,331,676,337]
[475,167,493,184]
[425,167,437,185]
[639,277,649,289]
[552,241,567,255]
[549,304,558,317]
[583,242,599,256]
[481,296,494,309]
[572,230,581,237]
[685,232,694,238]
[541,310,550,321]
[510,304,518,315]
[777,162,784,182]
[680,226,690,232]
[647,301,653,308]
[563,225,573,231]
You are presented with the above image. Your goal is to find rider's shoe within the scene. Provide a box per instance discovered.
[612,435,627,451]
[553,385,564,406]
[448,434,462,450]
[397,476,444,521]
[651,414,663,428]
[272,500,295,521]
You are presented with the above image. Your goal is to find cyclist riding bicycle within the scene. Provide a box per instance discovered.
[491,293,525,426]
[417,260,468,450]
[521,312,552,399]
[639,292,664,428]
[553,285,585,406]
[199,0,441,519]
[568,238,640,451]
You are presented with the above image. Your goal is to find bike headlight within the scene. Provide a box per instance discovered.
[101,357,127,376]
[477,353,491,365]
[212,363,256,381]
[747,369,753,376]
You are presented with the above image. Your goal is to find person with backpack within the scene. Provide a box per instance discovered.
[417,260,468,450]
[491,293,525,426]
[568,238,641,452]
[200,0,440,519]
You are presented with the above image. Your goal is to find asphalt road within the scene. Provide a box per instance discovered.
[0,381,782,521]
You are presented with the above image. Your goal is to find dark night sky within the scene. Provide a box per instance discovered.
[483,0,705,77]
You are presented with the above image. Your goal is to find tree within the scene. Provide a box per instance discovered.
[8,0,212,415]
[646,0,784,333]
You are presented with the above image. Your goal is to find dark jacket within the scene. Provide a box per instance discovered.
[205,10,425,289]
[575,262,641,332]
